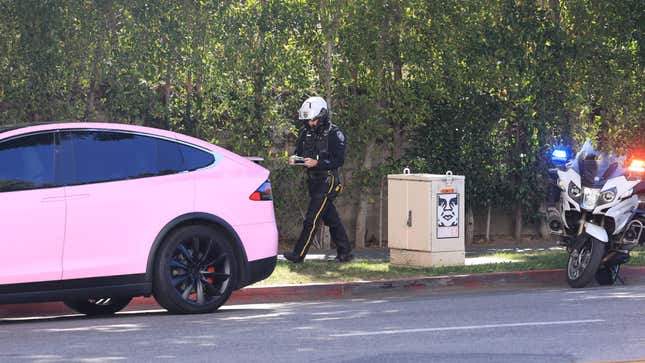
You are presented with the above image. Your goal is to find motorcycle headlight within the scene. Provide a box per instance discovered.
[581,188,600,210]
[599,187,617,204]
[568,182,582,201]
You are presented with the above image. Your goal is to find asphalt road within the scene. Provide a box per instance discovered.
[2,285,645,363]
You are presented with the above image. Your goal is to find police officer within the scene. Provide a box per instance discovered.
[283,96,353,263]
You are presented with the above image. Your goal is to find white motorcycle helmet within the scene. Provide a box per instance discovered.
[298,96,328,122]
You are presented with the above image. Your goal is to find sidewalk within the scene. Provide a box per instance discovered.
[294,245,563,265]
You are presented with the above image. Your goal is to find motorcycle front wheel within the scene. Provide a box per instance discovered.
[567,238,604,288]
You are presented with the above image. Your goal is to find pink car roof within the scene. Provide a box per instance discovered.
[0,122,257,168]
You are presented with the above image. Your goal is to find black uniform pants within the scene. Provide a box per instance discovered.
[292,173,351,258]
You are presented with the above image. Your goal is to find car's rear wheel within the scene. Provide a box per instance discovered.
[153,225,237,314]
[64,297,132,316]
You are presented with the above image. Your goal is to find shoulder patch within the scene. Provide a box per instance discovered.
[336,130,345,143]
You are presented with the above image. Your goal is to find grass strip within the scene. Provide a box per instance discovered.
[257,250,645,286]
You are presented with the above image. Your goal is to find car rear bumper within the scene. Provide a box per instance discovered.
[235,221,278,261]
[239,255,277,289]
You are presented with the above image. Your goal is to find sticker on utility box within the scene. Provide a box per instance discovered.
[437,193,459,238]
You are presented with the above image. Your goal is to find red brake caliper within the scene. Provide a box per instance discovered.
[207,266,215,284]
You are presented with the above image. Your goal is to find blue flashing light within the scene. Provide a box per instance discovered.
[551,147,570,163]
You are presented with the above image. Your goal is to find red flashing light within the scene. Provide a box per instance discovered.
[628,158,645,174]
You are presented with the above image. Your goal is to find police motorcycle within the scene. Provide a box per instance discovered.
[547,140,645,288]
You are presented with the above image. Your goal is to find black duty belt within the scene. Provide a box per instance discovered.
[307,169,337,179]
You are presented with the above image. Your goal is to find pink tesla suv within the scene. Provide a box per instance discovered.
[0,122,278,315]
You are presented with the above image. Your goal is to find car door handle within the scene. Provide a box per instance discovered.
[67,194,90,200]
[41,196,66,203]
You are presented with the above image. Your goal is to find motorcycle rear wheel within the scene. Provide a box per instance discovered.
[595,264,620,286]
[567,238,604,288]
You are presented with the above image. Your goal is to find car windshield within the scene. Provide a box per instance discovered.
[571,139,625,187]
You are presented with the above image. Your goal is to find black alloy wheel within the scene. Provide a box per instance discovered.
[154,225,237,314]
[64,297,132,316]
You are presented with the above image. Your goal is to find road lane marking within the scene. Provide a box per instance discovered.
[36,324,143,333]
[313,317,345,321]
[219,312,292,320]
[330,319,605,337]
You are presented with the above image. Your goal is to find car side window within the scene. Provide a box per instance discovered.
[179,144,215,171]
[0,132,57,193]
[65,131,190,185]
[66,131,154,184]
[157,137,184,175]
[62,130,211,185]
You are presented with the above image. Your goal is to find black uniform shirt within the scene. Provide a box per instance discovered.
[295,124,346,171]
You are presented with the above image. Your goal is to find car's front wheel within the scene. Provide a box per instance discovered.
[153,225,237,314]
[64,297,132,316]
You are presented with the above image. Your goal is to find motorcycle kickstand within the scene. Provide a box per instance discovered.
[616,273,625,285]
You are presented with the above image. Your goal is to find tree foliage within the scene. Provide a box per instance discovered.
[0,0,642,242]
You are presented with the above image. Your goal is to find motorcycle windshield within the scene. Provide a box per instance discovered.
[572,140,625,187]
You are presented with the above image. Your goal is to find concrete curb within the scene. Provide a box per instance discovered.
[231,266,645,302]
[3,266,645,318]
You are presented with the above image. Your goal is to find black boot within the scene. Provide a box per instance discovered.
[283,251,304,264]
[333,253,354,263]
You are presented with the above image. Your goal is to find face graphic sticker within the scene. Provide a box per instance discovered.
[437,193,458,227]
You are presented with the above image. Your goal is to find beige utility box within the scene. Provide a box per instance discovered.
[388,171,465,267]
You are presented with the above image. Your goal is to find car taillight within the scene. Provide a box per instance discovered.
[250,180,273,201]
